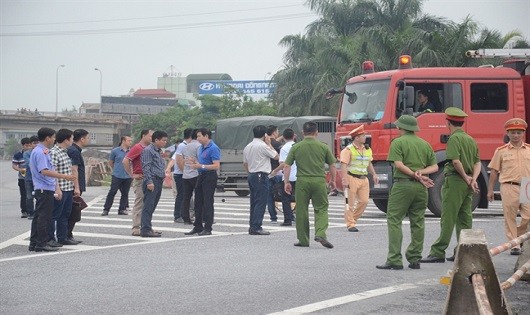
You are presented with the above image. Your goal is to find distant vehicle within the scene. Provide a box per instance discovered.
[326,48,530,216]
[214,116,336,196]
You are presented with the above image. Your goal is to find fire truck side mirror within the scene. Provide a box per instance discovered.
[404,86,415,109]
[325,88,343,100]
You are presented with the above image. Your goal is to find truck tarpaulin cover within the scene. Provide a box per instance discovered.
[215,116,336,150]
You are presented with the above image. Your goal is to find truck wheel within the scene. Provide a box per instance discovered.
[235,190,250,197]
[427,170,480,217]
[373,199,388,213]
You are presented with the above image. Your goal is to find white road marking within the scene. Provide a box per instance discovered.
[268,279,438,314]
[0,231,249,263]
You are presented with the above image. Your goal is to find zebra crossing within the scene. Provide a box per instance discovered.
[0,191,505,261]
[37,193,509,238]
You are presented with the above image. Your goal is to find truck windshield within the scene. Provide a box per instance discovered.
[340,80,390,123]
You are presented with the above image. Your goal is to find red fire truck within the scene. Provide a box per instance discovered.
[327,48,530,216]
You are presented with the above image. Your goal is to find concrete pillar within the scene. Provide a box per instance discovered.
[444,229,511,315]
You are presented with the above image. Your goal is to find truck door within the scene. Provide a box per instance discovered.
[464,81,512,160]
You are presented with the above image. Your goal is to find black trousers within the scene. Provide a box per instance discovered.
[193,171,217,231]
[182,177,197,222]
[18,179,27,213]
[30,190,54,247]
[103,176,133,212]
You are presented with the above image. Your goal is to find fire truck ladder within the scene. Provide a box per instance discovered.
[466,48,530,58]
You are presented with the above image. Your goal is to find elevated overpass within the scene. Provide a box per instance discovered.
[0,110,131,153]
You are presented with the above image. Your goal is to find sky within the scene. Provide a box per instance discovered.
[0,0,529,113]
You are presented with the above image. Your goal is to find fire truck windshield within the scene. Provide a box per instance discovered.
[340,80,390,123]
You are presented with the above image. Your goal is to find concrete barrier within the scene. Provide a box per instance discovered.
[444,229,511,315]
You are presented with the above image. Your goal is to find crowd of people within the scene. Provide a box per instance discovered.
[12,114,529,260]
[13,127,88,252]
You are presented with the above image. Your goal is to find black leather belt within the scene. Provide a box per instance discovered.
[348,172,367,179]
[503,181,520,186]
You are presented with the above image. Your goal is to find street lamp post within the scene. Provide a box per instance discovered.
[94,67,102,106]
[55,64,65,119]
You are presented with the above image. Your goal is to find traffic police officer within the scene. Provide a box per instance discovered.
[487,118,529,255]
[340,125,378,232]
[376,115,438,270]
[421,107,481,263]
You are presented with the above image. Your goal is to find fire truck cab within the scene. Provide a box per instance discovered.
[331,49,530,216]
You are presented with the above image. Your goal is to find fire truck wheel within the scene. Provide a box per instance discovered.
[427,170,480,217]
[373,199,388,213]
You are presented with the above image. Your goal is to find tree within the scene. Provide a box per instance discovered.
[271,0,528,116]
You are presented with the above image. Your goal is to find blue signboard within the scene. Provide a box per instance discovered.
[198,80,276,95]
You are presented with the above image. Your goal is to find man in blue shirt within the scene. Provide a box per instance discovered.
[29,127,76,252]
[12,137,32,218]
[140,131,168,237]
[102,136,133,216]
[185,128,221,236]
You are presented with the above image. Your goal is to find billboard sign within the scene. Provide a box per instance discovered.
[198,80,276,95]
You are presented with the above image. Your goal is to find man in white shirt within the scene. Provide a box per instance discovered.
[243,125,279,235]
[165,128,192,223]
[271,128,297,226]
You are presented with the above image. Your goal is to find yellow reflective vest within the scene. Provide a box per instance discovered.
[347,144,372,175]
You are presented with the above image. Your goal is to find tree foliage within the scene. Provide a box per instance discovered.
[270,0,529,116]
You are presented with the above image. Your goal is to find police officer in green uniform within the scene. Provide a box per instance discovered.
[284,121,337,249]
[421,107,480,263]
[376,115,438,270]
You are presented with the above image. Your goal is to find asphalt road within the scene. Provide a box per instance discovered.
[0,160,528,314]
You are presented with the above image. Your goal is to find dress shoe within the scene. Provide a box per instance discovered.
[376,263,403,270]
[184,228,202,235]
[59,239,78,245]
[132,230,141,236]
[118,210,128,215]
[446,255,455,262]
[101,210,109,216]
[280,222,292,226]
[28,245,35,251]
[348,227,359,232]
[47,240,63,247]
[21,212,28,218]
[420,255,445,263]
[408,262,421,269]
[294,242,309,247]
[34,245,59,252]
[141,231,161,238]
[511,248,521,255]
[314,236,334,249]
[249,229,270,235]
[174,217,185,223]
[68,237,82,244]
[198,230,212,236]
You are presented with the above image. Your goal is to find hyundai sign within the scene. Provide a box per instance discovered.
[198,80,276,95]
